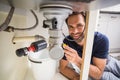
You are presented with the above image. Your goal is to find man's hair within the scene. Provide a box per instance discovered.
[65,11,86,24]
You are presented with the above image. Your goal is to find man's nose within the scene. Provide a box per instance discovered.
[73,28,79,34]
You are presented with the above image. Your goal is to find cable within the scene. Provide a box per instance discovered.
[4,10,39,32]
[13,10,38,31]
[0,7,15,31]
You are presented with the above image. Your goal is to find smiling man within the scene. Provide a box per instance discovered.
[59,12,120,80]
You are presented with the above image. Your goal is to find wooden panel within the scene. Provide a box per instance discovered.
[80,10,99,80]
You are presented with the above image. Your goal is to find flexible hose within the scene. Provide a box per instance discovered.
[13,10,39,31]
[0,7,15,31]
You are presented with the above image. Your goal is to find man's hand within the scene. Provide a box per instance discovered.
[73,76,80,80]
[63,44,82,68]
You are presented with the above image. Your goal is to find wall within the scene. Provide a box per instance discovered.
[0,6,28,80]
[0,4,44,80]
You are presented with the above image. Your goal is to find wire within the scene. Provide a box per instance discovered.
[0,7,15,31]
[13,10,38,31]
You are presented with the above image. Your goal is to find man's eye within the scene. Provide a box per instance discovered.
[68,26,74,29]
[78,26,82,28]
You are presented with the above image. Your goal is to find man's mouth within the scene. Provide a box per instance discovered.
[73,35,80,39]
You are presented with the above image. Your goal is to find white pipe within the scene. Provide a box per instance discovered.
[12,35,45,44]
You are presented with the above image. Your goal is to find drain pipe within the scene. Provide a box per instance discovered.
[12,35,45,44]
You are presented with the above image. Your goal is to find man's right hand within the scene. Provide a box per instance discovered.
[63,43,82,69]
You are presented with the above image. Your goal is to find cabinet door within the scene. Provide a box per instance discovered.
[97,12,120,52]
[97,13,109,35]
[107,14,120,52]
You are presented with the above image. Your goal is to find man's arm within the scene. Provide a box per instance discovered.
[60,43,106,80]
[89,57,107,79]
[59,57,107,80]
[59,59,80,80]
[61,44,107,80]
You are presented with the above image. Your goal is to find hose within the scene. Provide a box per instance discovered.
[13,10,39,31]
[0,7,15,31]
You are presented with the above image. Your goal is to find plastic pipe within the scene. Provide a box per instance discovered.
[12,35,45,44]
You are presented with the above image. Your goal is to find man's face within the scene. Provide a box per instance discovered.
[67,14,85,40]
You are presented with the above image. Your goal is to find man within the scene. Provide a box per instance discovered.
[59,12,120,80]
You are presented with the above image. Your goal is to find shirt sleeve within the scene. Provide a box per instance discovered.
[93,34,109,59]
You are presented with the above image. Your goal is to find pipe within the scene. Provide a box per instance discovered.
[12,35,45,44]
